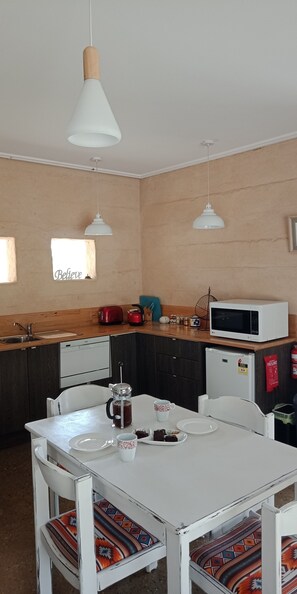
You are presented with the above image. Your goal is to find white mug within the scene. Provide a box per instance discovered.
[154,399,175,422]
[117,433,137,462]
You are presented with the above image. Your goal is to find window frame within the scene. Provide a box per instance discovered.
[51,238,97,281]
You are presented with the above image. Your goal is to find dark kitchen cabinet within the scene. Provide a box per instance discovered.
[27,344,60,421]
[0,343,60,447]
[0,349,29,443]
[110,334,138,392]
[136,333,157,396]
[253,341,296,414]
[155,336,205,411]
[157,371,200,411]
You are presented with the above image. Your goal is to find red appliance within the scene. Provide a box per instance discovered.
[99,306,123,325]
[291,344,297,379]
[127,304,144,326]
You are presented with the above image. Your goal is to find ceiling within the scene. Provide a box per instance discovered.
[1,0,297,178]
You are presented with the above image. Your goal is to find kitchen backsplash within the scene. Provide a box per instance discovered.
[0,306,296,338]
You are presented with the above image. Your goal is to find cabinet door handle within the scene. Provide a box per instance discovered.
[171,338,176,342]
[172,356,177,360]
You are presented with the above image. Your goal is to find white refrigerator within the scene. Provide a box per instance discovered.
[205,347,255,401]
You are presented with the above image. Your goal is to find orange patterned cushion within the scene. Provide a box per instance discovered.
[45,498,159,572]
[191,516,297,594]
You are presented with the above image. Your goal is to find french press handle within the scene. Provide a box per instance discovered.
[106,398,120,420]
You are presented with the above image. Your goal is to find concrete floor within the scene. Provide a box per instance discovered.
[0,440,293,594]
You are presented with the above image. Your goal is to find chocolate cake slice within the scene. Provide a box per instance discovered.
[164,434,178,442]
[153,429,166,441]
[135,430,149,439]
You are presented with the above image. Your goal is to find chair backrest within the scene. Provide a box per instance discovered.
[32,437,97,590]
[47,384,111,417]
[262,500,297,594]
[198,394,274,438]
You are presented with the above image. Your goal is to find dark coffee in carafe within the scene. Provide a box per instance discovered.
[112,400,132,428]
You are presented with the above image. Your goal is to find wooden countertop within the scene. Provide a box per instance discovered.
[0,321,294,352]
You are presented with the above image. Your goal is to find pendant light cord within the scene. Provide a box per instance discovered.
[90,157,102,214]
[201,140,214,208]
[207,143,210,207]
[94,158,100,214]
[89,0,93,46]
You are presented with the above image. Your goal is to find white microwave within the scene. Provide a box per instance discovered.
[210,299,288,342]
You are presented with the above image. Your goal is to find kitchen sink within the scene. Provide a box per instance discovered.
[0,335,42,344]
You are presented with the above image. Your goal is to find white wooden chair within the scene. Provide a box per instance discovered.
[198,394,274,438]
[46,384,111,417]
[47,384,111,514]
[198,394,275,533]
[190,501,297,594]
[31,437,166,594]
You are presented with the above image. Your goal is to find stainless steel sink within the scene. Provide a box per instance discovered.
[0,335,42,344]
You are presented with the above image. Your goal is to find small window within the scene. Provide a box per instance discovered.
[51,239,96,281]
[0,237,17,283]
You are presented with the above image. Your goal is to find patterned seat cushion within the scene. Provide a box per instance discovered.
[190,516,297,594]
[45,498,159,572]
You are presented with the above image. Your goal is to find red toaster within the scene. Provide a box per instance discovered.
[99,306,123,325]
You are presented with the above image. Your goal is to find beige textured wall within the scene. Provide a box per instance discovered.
[2,139,297,317]
[140,139,297,314]
[0,159,141,314]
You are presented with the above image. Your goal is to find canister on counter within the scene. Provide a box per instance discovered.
[183,316,190,326]
[169,315,177,324]
[190,315,200,328]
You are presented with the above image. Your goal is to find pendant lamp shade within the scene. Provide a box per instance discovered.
[193,203,225,229]
[84,157,113,236]
[68,47,121,148]
[193,140,224,230]
[84,212,112,236]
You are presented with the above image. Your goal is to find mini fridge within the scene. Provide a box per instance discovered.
[205,347,255,401]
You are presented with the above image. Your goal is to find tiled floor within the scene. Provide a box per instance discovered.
[0,440,294,593]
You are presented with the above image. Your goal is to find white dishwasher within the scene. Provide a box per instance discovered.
[60,336,110,388]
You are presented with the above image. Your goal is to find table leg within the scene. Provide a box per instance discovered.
[166,531,191,594]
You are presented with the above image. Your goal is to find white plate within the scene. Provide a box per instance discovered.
[69,433,114,452]
[176,418,218,435]
[139,431,187,446]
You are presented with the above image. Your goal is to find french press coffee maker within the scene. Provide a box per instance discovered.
[106,362,132,429]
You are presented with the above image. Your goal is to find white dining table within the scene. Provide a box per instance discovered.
[25,394,297,594]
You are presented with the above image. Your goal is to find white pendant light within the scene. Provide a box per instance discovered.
[84,157,113,236]
[193,140,225,229]
[67,0,121,148]
[85,212,112,235]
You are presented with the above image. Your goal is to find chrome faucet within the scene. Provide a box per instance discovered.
[13,321,33,339]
